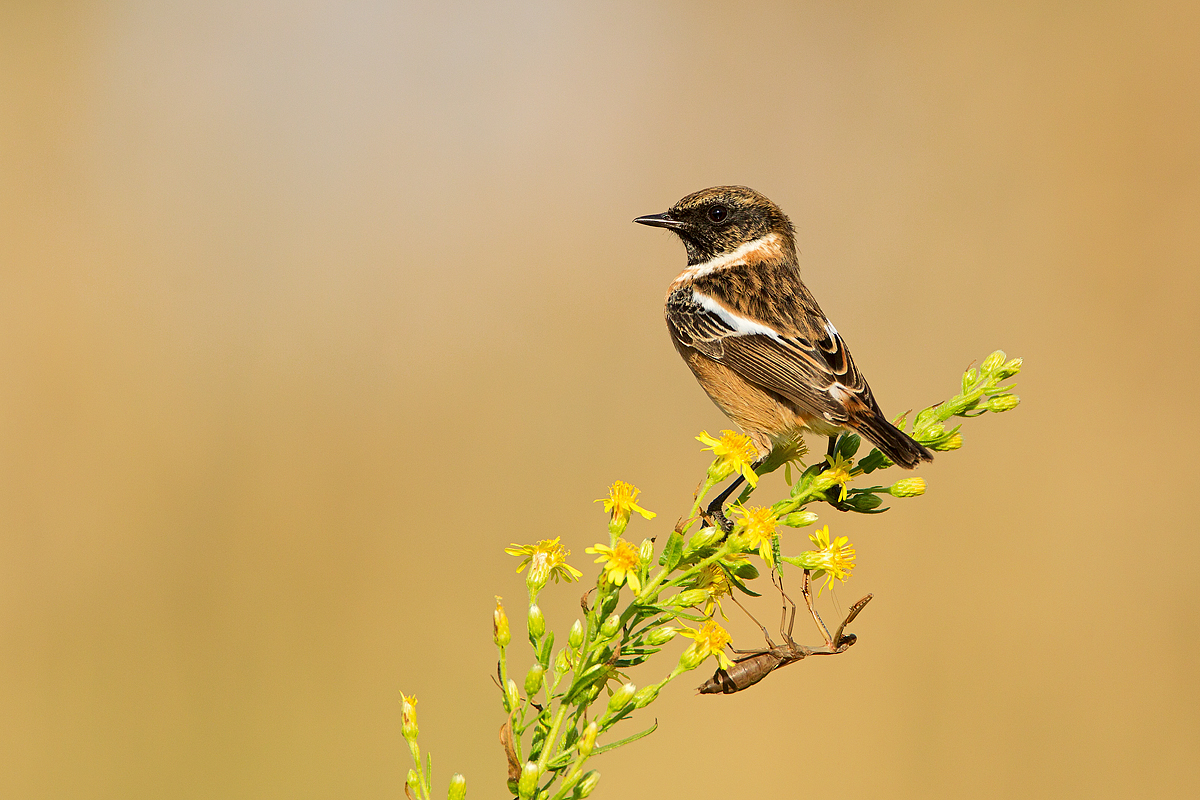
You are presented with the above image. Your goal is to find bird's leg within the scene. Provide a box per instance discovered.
[703,456,767,534]
[826,435,839,464]
[703,475,745,534]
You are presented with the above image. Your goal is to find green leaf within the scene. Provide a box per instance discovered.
[590,719,659,756]
[661,530,684,572]
[721,563,762,598]
[538,630,555,667]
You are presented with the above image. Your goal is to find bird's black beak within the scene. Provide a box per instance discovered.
[633,212,686,230]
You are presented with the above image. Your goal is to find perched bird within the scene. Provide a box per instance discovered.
[634,186,931,510]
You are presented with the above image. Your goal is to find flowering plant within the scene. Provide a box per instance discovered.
[400,351,1022,799]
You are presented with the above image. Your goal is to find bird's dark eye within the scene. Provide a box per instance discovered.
[706,204,729,224]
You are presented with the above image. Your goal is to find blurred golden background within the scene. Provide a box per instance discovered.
[3,2,1198,798]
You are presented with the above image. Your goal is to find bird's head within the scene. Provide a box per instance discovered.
[634,186,795,264]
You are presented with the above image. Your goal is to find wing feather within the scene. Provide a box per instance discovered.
[666,287,875,424]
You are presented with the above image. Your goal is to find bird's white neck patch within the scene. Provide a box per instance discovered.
[672,232,783,285]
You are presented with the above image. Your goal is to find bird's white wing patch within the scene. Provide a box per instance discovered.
[691,290,782,340]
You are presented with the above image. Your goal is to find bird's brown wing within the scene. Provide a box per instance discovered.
[666,287,875,425]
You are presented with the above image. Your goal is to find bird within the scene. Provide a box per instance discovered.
[634,186,932,522]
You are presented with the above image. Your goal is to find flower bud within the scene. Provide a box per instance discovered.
[493,597,510,647]
[645,626,677,646]
[554,648,573,676]
[685,526,721,553]
[399,692,419,742]
[527,605,545,639]
[889,477,927,498]
[598,613,621,640]
[448,773,466,800]
[781,510,819,528]
[504,679,520,712]
[678,645,706,671]
[606,682,637,714]
[576,770,600,798]
[524,664,545,696]
[633,685,659,708]
[981,350,1006,374]
[997,357,1023,378]
[669,589,708,608]
[578,721,598,757]
[933,432,963,451]
[639,538,654,565]
[962,366,979,389]
[846,493,882,512]
[922,423,945,439]
[406,769,420,792]
[568,619,584,649]
[989,394,1020,412]
[517,762,540,800]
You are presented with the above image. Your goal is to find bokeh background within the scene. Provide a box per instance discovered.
[3,2,1198,798]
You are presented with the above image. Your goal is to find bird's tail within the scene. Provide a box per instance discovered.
[853,411,933,470]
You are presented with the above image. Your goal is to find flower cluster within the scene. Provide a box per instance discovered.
[398,351,1022,800]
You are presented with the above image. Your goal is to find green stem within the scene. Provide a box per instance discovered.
[536,701,571,776]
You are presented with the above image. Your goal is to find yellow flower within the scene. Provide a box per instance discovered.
[596,480,656,535]
[808,525,856,595]
[696,430,759,487]
[505,538,583,592]
[730,504,779,566]
[756,433,809,485]
[695,562,735,618]
[818,453,856,502]
[586,538,643,594]
[677,619,735,670]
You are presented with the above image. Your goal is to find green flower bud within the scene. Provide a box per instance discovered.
[518,762,540,800]
[997,357,1023,379]
[448,773,466,800]
[846,493,882,512]
[406,769,420,792]
[981,350,1006,374]
[962,367,979,390]
[504,678,520,712]
[633,685,659,708]
[678,645,706,671]
[684,526,721,553]
[527,605,545,639]
[932,432,963,451]
[645,626,677,646]
[576,770,600,798]
[493,597,510,648]
[524,664,545,696]
[554,648,573,676]
[578,721,598,757]
[568,619,584,649]
[669,589,708,608]
[781,510,819,527]
[921,423,945,439]
[606,682,637,714]
[639,538,654,564]
[989,394,1020,412]
[598,613,621,640]
[889,477,927,497]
